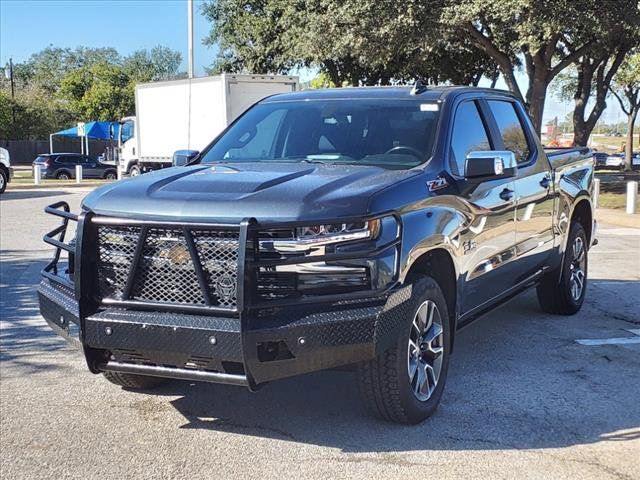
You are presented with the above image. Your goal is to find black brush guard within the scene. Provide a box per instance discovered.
[39,202,408,388]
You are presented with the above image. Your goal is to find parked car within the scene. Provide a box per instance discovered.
[32,153,117,180]
[39,86,595,424]
[632,152,640,170]
[593,152,608,169]
[0,146,13,194]
[605,153,625,170]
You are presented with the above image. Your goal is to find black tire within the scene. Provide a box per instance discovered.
[129,165,141,177]
[56,171,71,180]
[102,371,168,389]
[0,169,7,193]
[357,276,451,424]
[537,221,588,315]
[104,170,117,180]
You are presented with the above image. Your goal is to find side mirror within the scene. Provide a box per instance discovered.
[465,151,517,180]
[172,149,200,167]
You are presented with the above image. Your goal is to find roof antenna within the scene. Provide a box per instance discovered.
[410,79,428,95]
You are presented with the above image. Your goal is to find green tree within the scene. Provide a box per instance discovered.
[610,52,640,171]
[123,46,183,82]
[60,63,134,121]
[441,0,640,134]
[202,0,497,86]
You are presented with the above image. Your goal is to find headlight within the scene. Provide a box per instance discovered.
[268,220,380,253]
[256,217,397,301]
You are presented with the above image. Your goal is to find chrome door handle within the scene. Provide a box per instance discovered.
[499,188,514,201]
[540,176,551,189]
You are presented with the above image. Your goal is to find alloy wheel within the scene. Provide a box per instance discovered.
[569,236,586,300]
[407,300,444,401]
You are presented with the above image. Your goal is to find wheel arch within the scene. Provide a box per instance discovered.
[570,197,593,245]
[55,168,72,179]
[404,247,458,351]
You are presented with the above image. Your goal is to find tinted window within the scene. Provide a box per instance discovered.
[201,99,440,169]
[488,100,531,164]
[450,101,491,176]
[224,109,287,160]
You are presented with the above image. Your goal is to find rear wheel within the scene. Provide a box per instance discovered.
[103,371,168,389]
[0,169,6,193]
[56,171,71,180]
[537,221,588,315]
[129,165,141,177]
[104,170,117,180]
[357,276,451,424]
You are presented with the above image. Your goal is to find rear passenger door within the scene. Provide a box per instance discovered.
[448,100,517,314]
[486,100,555,279]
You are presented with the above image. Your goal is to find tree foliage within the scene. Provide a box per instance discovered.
[0,45,182,140]
[610,52,640,170]
[203,0,639,137]
[442,0,640,134]
[202,0,497,86]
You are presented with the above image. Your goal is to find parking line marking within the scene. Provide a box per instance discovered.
[576,329,640,346]
[576,337,640,346]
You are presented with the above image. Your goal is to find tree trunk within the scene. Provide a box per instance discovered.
[624,108,638,172]
[573,119,589,146]
[527,74,549,136]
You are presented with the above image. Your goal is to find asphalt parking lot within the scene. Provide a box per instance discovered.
[1,188,639,480]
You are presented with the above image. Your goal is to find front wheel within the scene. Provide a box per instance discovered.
[357,276,451,424]
[537,221,588,315]
[104,170,117,180]
[0,170,6,193]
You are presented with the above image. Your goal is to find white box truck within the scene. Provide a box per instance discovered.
[118,73,299,176]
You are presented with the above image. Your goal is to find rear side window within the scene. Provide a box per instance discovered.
[450,101,492,176]
[487,100,532,164]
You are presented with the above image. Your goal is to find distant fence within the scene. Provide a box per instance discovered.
[0,138,112,165]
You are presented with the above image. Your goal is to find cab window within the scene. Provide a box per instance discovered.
[487,100,532,164]
[449,101,492,176]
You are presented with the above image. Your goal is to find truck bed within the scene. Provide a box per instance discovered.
[544,147,592,169]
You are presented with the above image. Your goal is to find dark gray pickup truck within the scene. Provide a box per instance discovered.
[38,85,595,423]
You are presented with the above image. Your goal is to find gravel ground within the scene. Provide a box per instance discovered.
[1,188,639,480]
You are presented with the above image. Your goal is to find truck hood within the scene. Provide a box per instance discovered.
[82,163,420,223]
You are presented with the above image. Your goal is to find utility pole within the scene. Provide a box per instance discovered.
[4,58,16,135]
[187,0,194,79]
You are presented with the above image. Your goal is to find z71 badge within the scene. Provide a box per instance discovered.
[426,176,448,192]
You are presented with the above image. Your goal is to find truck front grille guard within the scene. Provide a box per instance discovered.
[42,201,78,291]
[43,204,400,316]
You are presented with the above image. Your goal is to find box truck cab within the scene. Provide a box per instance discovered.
[118,74,299,176]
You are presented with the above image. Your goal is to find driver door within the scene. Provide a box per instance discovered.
[449,100,518,315]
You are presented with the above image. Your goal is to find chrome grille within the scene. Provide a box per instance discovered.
[96,224,239,310]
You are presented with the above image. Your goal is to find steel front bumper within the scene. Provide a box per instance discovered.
[38,278,412,388]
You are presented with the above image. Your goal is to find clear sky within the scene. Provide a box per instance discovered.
[0,0,214,75]
[0,0,626,125]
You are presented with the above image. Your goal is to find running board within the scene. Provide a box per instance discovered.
[98,361,249,386]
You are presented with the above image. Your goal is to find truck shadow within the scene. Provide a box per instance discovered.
[149,284,640,452]
[0,255,73,374]
[1,190,73,201]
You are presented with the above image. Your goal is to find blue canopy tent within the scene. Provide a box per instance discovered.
[49,121,120,156]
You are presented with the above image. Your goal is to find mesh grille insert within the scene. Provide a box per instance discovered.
[96,225,239,310]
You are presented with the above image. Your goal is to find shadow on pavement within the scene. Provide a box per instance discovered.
[3,246,639,451]
[142,283,640,453]
[1,190,74,201]
[0,256,72,373]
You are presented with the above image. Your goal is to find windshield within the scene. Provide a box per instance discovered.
[199,99,439,169]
